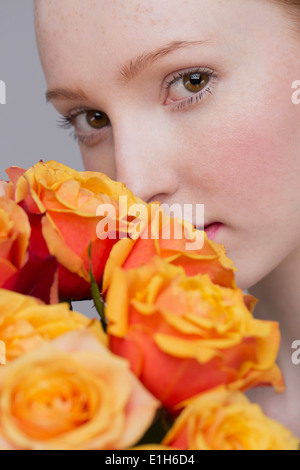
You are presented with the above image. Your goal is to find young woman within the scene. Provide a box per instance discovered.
[34,0,300,435]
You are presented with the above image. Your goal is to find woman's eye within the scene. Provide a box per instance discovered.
[59,109,111,147]
[76,110,110,132]
[184,72,209,93]
[164,69,217,108]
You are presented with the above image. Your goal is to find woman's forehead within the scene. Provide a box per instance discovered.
[34,0,251,38]
[34,0,293,91]
[34,1,264,61]
[34,0,289,54]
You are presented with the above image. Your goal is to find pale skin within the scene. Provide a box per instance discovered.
[35,0,300,435]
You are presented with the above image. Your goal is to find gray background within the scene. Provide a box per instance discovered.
[0,1,84,178]
[0,0,96,318]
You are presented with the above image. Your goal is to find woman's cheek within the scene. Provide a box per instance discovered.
[186,107,298,218]
[82,134,117,179]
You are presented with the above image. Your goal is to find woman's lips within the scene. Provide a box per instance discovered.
[204,222,223,241]
[194,222,223,241]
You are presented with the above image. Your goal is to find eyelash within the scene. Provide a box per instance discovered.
[58,66,218,145]
[163,66,218,111]
[58,111,102,146]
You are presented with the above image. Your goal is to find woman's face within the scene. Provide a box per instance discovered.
[35,0,300,290]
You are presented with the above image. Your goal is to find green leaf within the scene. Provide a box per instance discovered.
[88,242,107,333]
[136,408,173,446]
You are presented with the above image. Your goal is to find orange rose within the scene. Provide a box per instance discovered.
[0,330,160,450]
[0,197,30,286]
[132,445,174,450]
[162,387,299,450]
[0,289,106,362]
[0,181,9,197]
[103,203,238,296]
[0,196,59,303]
[106,256,284,410]
[7,161,146,300]
[0,339,5,366]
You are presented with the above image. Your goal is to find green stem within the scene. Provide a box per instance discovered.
[88,243,107,334]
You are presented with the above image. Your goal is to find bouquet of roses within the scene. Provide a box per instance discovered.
[0,160,298,450]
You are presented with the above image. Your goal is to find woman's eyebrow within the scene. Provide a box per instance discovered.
[45,39,211,102]
[118,39,211,82]
[46,87,88,103]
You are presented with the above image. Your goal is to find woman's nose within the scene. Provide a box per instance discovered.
[113,118,179,204]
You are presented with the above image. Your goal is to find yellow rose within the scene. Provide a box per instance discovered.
[0,289,106,362]
[162,387,299,450]
[0,197,30,286]
[0,330,160,450]
[6,161,145,300]
[106,256,283,410]
[103,202,238,294]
